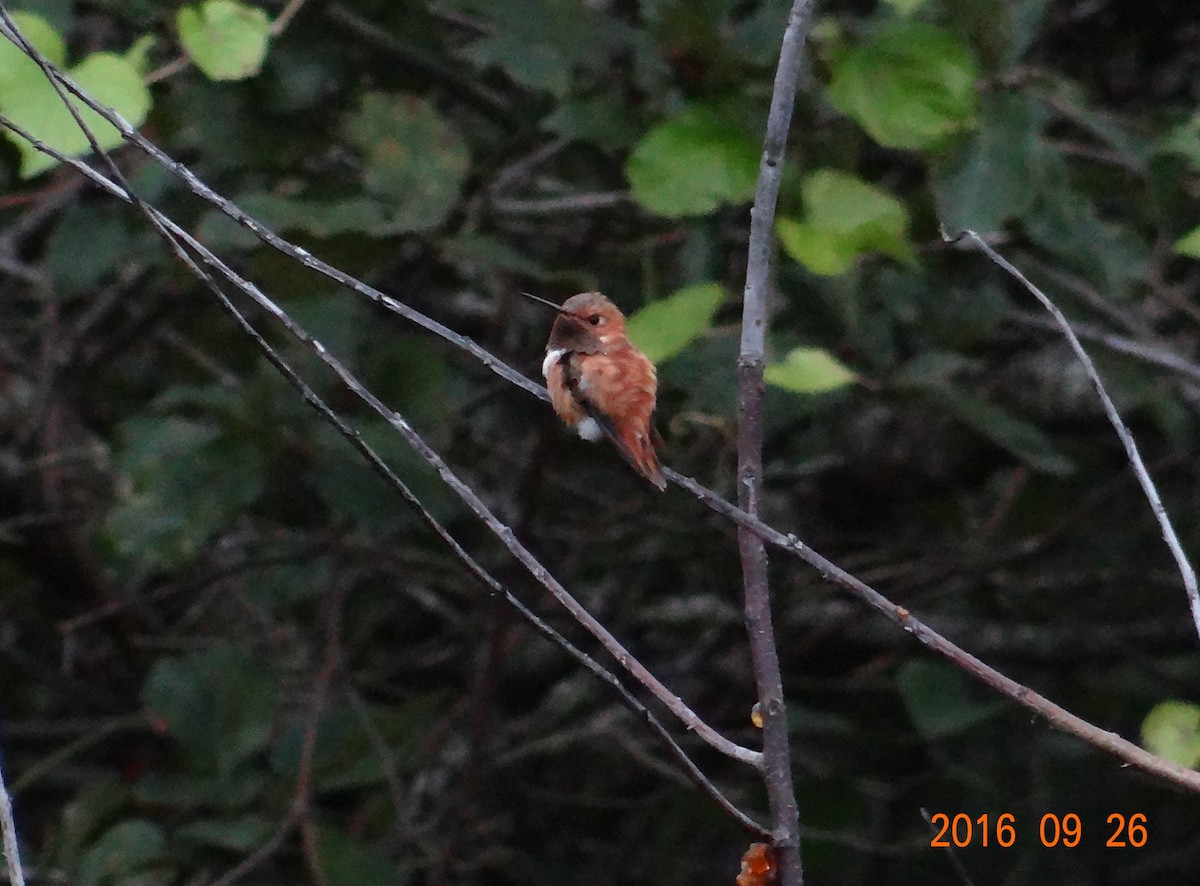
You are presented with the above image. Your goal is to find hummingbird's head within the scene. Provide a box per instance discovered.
[551,291,627,350]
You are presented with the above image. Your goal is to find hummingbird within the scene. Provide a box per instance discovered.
[521,291,667,491]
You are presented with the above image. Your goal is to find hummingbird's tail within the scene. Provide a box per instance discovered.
[619,423,667,492]
[581,402,667,492]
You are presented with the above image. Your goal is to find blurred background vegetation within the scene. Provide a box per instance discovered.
[3,0,1200,882]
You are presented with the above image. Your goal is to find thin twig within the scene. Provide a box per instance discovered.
[920,808,976,886]
[490,192,628,216]
[736,1,815,881]
[1007,311,1200,387]
[946,228,1200,642]
[271,0,309,35]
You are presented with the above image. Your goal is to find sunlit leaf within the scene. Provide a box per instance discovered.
[764,348,856,394]
[1176,226,1200,259]
[0,11,65,88]
[1141,701,1200,768]
[626,283,725,363]
[0,14,151,178]
[626,105,759,217]
[829,22,978,150]
[777,170,915,275]
[177,0,271,81]
[1159,115,1200,167]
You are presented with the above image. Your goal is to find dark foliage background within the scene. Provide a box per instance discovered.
[2,0,1200,883]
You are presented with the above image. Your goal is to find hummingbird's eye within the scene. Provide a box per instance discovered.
[588,314,602,325]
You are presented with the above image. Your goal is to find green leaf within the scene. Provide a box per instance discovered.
[1141,701,1200,768]
[104,417,265,573]
[932,92,1040,232]
[76,820,166,886]
[764,348,856,394]
[897,660,1002,738]
[1026,152,1148,293]
[465,31,569,96]
[133,770,265,810]
[0,15,151,178]
[0,12,66,91]
[177,0,271,81]
[626,105,759,217]
[176,815,273,851]
[777,170,915,275]
[55,780,130,871]
[892,351,974,388]
[448,0,626,97]
[142,643,281,778]
[829,22,978,150]
[46,204,137,299]
[1158,115,1200,167]
[925,385,1074,475]
[1176,226,1200,259]
[345,93,470,231]
[626,283,724,363]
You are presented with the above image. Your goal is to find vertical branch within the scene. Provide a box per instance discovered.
[736,2,816,884]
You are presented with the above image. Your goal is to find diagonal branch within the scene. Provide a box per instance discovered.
[735,1,816,882]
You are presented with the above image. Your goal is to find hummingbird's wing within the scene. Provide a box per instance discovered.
[561,354,623,445]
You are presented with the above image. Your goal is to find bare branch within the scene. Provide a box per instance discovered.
[945,228,1200,642]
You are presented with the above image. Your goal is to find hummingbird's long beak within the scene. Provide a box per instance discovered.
[518,291,573,317]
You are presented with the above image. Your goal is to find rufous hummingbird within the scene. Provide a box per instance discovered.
[521,291,667,491]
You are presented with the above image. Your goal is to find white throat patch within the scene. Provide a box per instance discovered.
[542,348,566,380]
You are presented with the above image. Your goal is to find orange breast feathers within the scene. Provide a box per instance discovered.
[579,346,658,432]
